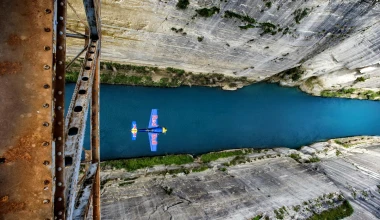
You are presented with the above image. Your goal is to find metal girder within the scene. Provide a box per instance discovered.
[83,0,100,40]
[92,50,101,220]
[73,163,98,219]
[0,0,54,219]
[64,40,99,219]
[54,0,67,219]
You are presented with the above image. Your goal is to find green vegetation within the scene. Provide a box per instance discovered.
[229,155,249,165]
[304,76,322,88]
[67,60,252,89]
[200,150,245,163]
[354,76,366,83]
[197,36,204,42]
[293,8,310,24]
[321,88,380,100]
[336,149,342,156]
[306,200,353,220]
[265,2,272,8]
[293,205,301,212]
[224,11,256,23]
[306,157,320,163]
[101,155,193,171]
[252,215,262,220]
[192,165,209,172]
[334,140,350,148]
[196,7,220,17]
[176,0,189,10]
[289,153,301,162]
[279,66,304,81]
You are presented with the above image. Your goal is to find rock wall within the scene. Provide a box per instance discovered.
[67,0,380,91]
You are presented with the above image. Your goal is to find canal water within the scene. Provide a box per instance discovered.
[65,83,380,160]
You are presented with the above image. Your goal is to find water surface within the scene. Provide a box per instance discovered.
[65,83,380,160]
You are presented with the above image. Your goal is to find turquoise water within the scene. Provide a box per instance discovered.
[65,83,380,160]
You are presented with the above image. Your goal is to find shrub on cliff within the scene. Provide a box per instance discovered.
[176,0,189,9]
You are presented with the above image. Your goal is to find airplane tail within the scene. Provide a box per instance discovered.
[131,121,137,140]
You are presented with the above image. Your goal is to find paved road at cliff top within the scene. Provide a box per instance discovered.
[65,83,380,160]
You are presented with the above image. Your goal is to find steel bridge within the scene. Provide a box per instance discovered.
[0,0,101,219]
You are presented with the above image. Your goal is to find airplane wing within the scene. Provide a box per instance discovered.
[148,132,158,152]
[148,109,159,128]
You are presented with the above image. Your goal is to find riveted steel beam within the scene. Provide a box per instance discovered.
[54,0,68,219]
[73,163,98,219]
[83,0,100,40]
[64,40,99,219]
[0,0,55,219]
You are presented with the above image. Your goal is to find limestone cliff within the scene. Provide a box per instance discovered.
[67,0,380,93]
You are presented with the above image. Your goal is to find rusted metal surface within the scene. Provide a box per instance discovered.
[0,0,54,219]
[73,163,98,219]
[64,40,99,219]
[92,52,101,220]
[54,0,67,219]
[83,0,100,40]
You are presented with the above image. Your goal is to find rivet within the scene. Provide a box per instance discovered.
[58,197,62,201]
[44,186,48,190]
[57,167,62,171]
[59,16,63,21]
[44,46,51,51]
[43,84,50,89]
[43,161,50,165]
[57,137,62,141]
[58,46,63,50]
[58,121,62,125]
[58,76,62,80]
[58,91,62,95]
[43,103,49,108]
[45,9,52,14]
[58,182,62,186]
[44,28,51,32]
[60,2,64,6]
[44,65,50,70]
[43,122,49,127]
[58,61,63,65]
[42,141,49,146]
[57,152,62,156]
[43,199,50,204]
[57,106,62,110]
[44,180,50,185]
[59,31,63,35]
[58,211,62,215]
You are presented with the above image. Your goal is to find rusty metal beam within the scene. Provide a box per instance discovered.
[83,0,100,40]
[0,0,55,219]
[92,49,101,220]
[64,40,99,219]
[66,45,88,70]
[54,0,68,219]
[67,33,88,39]
[73,163,98,219]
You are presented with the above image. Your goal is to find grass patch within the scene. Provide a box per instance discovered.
[354,76,366,83]
[334,140,349,148]
[196,7,220,17]
[293,8,310,24]
[289,153,301,161]
[197,36,204,42]
[176,0,189,10]
[200,150,245,163]
[307,200,353,220]
[224,11,256,23]
[336,150,342,156]
[265,2,272,8]
[192,165,209,172]
[305,157,320,163]
[101,155,194,171]
[252,215,262,220]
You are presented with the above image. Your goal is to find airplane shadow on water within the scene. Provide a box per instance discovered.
[65,83,380,160]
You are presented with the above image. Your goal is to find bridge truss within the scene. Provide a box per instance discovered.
[0,0,101,219]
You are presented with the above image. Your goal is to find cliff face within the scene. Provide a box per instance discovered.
[67,0,380,92]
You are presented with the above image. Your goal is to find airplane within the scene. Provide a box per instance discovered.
[131,109,167,152]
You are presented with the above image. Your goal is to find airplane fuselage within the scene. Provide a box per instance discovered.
[137,127,165,133]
